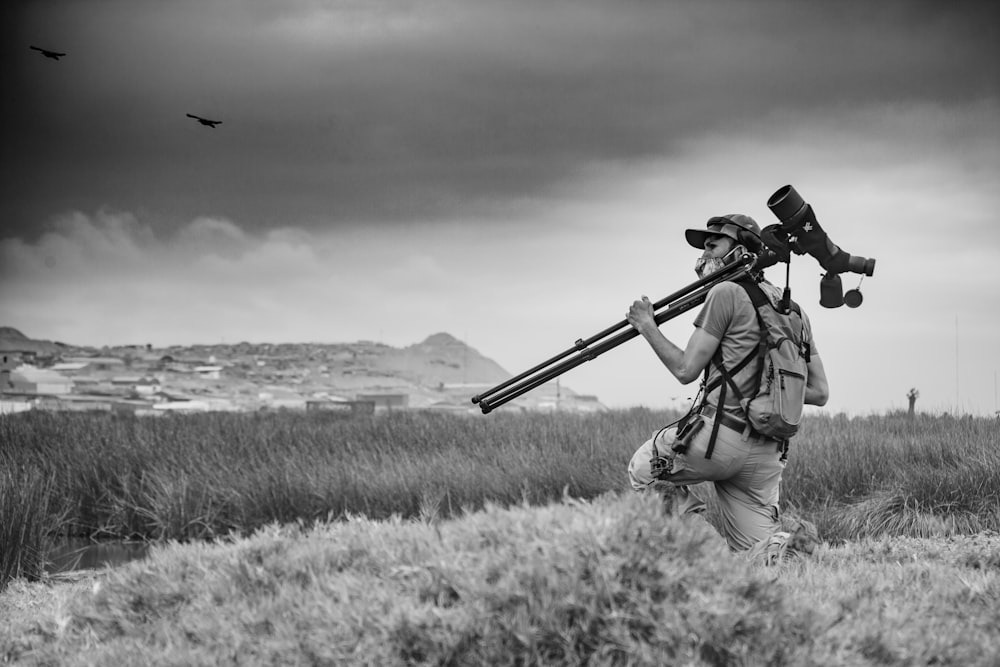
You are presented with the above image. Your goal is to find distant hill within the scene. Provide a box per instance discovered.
[377,332,510,386]
[0,327,68,354]
[0,327,513,388]
[0,326,603,411]
[0,327,28,341]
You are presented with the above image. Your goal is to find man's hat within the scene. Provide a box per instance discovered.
[685,214,762,251]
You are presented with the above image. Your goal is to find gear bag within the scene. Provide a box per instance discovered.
[729,279,810,440]
[692,278,810,458]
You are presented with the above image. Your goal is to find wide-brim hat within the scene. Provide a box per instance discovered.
[685,214,761,250]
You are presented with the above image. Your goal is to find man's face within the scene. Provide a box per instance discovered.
[702,234,736,259]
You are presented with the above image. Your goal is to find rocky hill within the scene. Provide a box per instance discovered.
[0,327,71,355]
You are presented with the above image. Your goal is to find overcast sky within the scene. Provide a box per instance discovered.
[2,0,999,416]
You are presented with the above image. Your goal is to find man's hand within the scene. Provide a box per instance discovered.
[627,296,657,336]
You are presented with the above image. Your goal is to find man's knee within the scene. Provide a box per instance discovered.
[627,438,656,491]
[628,428,683,491]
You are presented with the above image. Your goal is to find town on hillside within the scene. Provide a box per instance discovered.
[0,328,607,416]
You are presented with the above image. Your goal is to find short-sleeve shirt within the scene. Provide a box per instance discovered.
[692,280,817,420]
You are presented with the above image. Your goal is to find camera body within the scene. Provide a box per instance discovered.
[762,185,876,308]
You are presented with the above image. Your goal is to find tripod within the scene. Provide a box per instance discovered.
[471,253,758,414]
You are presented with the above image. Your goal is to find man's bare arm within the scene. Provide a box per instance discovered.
[627,296,720,384]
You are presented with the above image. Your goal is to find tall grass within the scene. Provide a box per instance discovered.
[2,408,998,590]
[0,466,59,584]
[0,408,668,587]
[783,412,1000,540]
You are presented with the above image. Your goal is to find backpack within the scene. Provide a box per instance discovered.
[738,280,810,439]
[697,278,811,458]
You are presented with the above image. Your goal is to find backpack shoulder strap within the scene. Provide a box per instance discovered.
[700,279,765,458]
[704,278,769,400]
[737,277,812,363]
[702,345,757,403]
[735,276,769,310]
[736,277,802,318]
[731,278,778,405]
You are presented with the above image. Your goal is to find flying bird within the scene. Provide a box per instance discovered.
[30,45,66,60]
[186,113,222,128]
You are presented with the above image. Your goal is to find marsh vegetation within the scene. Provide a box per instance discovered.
[2,409,998,664]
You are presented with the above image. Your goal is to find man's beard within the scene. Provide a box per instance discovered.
[694,246,742,279]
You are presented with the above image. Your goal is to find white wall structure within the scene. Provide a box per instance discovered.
[8,366,74,395]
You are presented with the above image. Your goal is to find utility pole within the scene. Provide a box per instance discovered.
[955,316,959,410]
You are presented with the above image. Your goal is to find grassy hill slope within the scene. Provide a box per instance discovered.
[2,492,998,666]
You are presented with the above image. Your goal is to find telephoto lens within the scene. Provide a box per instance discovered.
[767,185,808,226]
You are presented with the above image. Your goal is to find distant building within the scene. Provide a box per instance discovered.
[568,395,607,413]
[69,376,113,393]
[50,362,92,375]
[8,366,74,395]
[59,357,125,373]
[111,399,156,415]
[0,397,33,414]
[355,393,409,412]
[257,390,308,410]
[194,365,223,380]
[306,398,375,416]
[152,400,210,413]
[36,394,114,412]
[110,376,161,395]
[1,350,37,366]
[134,377,162,395]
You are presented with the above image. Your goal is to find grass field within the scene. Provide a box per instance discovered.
[2,409,998,665]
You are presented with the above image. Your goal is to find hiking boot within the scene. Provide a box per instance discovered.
[746,519,821,566]
[746,532,790,565]
[784,519,820,556]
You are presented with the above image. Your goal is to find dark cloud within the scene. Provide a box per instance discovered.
[2,0,997,239]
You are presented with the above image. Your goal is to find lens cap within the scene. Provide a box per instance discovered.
[844,289,863,308]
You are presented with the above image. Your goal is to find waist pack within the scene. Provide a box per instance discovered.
[697,279,811,457]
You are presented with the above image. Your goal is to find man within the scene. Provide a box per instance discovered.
[625,214,829,554]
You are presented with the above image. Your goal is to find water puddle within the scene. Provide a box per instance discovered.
[45,539,151,573]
